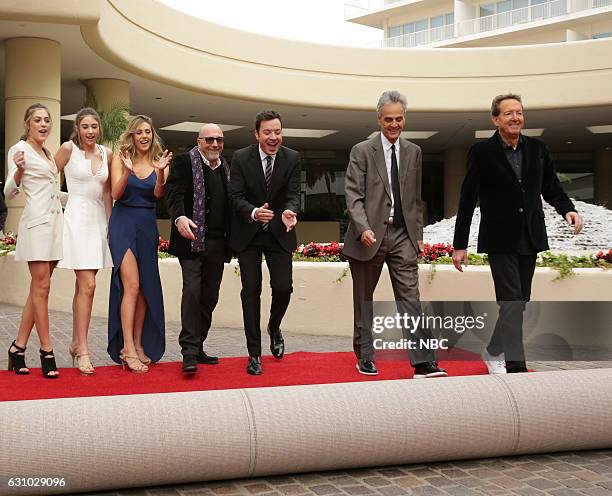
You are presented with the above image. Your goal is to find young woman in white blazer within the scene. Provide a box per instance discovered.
[5,103,63,378]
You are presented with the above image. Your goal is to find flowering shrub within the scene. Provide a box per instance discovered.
[0,233,17,256]
[595,249,612,264]
[0,233,16,246]
[294,241,346,262]
[158,236,170,253]
[419,243,453,262]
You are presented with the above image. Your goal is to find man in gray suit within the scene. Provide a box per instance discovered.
[343,90,447,378]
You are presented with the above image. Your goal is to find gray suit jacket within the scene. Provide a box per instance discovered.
[343,134,423,261]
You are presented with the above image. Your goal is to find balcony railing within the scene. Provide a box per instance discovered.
[368,25,455,47]
[371,0,611,47]
[458,0,568,36]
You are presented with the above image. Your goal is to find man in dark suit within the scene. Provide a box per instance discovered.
[166,123,232,374]
[343,90,447,379]
[229,110,301,375]
[452,94,583,374]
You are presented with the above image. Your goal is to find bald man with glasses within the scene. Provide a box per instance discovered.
[166,124,232,374]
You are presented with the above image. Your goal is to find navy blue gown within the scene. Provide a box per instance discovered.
[107,171,165,364]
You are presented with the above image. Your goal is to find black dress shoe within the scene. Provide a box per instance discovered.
[413,362,448,379]
[246,356,263,375]
[267,326,285,359]
[182,355,198,374]
[197,351,219,365]
[356,359,378,375]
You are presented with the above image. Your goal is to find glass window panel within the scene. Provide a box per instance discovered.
[497,0,512,12]
[445,12,455,24]
[431,15,444,28]
[415,19,428,31]
[389,25,402,37]
[404,22,416,34]
[480,3,495,16]
[593,32,612,38]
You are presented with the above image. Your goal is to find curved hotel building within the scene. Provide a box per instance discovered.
[1,0,611,240]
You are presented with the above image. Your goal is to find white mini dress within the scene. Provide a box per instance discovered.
[57,143,113,270]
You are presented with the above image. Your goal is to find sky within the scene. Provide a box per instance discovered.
[158,0,382,46]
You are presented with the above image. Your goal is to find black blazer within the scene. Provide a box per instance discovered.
[165,152,232,260]
[229,144,301,253]
[453,132,575,254]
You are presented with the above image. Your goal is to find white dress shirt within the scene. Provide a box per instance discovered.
[380,132,401,217]
[251,146,277,220]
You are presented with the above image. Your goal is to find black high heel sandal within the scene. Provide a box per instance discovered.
[39,348,59,379]
[7,340,29,375]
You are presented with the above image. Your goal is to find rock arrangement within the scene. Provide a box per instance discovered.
[424,200,611,252]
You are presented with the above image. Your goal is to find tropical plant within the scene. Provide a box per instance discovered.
[84,95,130,150]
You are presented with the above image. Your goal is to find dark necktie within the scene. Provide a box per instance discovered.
[262,155,273,231]
[390,144,404,227]
[265,155,273,192]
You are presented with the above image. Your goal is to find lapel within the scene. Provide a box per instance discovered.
[398,138,412,196]
[521,135,534,182]
[269,147,286,199]
[220,156,231,183]
[23,140,56,178]
[371,135,391,200]
[249,145,268,195]
[489,131,521,185]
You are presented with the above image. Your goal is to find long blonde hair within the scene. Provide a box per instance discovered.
[118,114,163,163]
[70,107,103,149]
[20,103,53,159]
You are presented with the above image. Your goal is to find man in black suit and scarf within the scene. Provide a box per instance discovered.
[166,123,231,374]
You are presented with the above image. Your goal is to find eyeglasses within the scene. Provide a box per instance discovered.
[198,136,224,144]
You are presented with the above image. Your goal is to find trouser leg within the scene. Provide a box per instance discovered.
[178,255,205,357]
[198,239,226,349]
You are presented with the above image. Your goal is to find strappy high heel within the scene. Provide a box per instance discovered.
[39,348,59,379]
[69,345,94,376]
[120,352,149,373]
[134,346,152,365]
[7,340,29,375]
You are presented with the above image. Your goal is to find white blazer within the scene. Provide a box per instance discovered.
[4,140,63,261]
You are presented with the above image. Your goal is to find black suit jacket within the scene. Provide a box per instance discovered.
[165,151,232,260]
[453,132,575,254]
[229,144,301,253]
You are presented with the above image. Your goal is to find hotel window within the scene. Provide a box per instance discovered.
[593,32,612,38]
[388,13,454,46]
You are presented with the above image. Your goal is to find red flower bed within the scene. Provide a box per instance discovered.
[420,242,453,262]
[158,236,170,253]
[595,249,612,264]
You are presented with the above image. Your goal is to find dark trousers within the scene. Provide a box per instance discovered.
[178,238,226,357]
[237,230,293,357]
[348,224,435,365]
[487,252,537,367]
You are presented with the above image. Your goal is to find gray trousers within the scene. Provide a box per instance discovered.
[348,224,435,365]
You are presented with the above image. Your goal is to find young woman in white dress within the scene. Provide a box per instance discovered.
[55,108,113,375]
[5,103,63,378]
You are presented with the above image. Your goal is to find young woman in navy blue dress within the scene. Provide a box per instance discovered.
[107,115,172,373]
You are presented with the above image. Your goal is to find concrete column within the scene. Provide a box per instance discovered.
[593,148,612,209]
[4,38,61,234]
[444,148,467,218]
[454,0,477,37]
[566,29,588,42]
[85,78,130,113]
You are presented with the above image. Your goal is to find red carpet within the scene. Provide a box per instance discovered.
[0,350,488,402]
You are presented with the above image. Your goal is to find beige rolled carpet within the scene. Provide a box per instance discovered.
[1,369,611,495]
